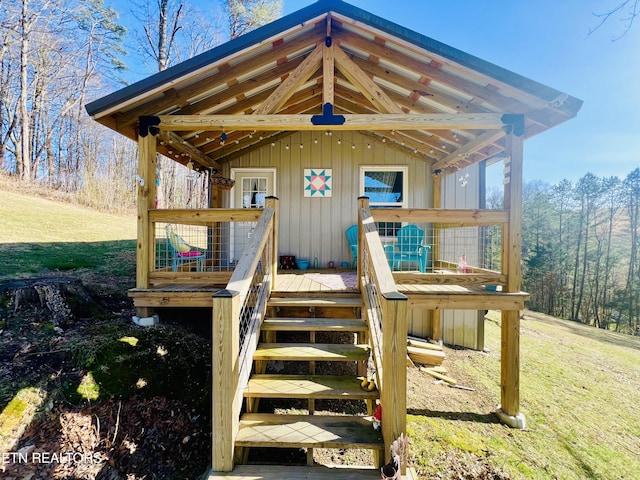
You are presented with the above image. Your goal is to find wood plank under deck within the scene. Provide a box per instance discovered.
[128,271,528,310]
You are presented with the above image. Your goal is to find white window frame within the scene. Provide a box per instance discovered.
[359,165,408,208]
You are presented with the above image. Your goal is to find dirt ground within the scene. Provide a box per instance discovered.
[0,275,503,479]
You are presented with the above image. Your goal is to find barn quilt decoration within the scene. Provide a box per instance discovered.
[304,168,332,197]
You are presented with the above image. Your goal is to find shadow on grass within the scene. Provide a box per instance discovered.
[0,240,136,279]
[560,435,601,479]
[408,408,501,424]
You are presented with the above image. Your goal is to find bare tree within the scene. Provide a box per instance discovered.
[590,0,639,39]
[0,3,20,172]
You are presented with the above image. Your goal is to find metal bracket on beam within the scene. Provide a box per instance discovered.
[501,114,525,137]
[139,115,161,137]
[311,103,345,126]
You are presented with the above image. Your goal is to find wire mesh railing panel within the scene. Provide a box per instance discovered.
[238,260,265,351]
[431,223,503,272]
[376,221,503,272]
[154,221,257,273]
[363,241,384,349]
[361,227,387,392]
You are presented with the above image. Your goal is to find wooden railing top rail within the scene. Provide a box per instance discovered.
[371,208,509,226]
[150,208,263,225]
[359,206,402,299]
[358,198,408,468]
[211,204,276,472]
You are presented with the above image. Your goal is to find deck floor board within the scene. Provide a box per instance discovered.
[130,270,528,310]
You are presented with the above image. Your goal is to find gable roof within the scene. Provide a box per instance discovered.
[86,0,582,173]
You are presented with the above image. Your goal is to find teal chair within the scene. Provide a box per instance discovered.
[346,225,358,268]
[385,225,430,272]
[165,225,205,272]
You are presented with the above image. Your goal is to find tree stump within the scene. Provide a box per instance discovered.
[0,277,101,327]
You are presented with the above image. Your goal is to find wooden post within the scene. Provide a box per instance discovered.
[498,120,526,429]
[265,196,279,291]
[381,293,408,471]
[136,131,156,317]
[212,290,240,471]
[357,197,369,290]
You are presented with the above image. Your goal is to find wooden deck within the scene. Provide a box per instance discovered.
[129,270,528,310]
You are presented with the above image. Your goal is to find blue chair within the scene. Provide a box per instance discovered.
[385,225,430,272]
[346,225,358,268]
[165,225,205,272]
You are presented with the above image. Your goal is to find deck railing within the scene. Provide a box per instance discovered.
[370,208,510,287]
[357,197,408,469]
[210,198,278,472]
[141,208,265,288]
[363,203,525,428]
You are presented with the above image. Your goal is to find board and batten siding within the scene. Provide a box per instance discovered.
[224,131,431,265]
[440,163,485,350]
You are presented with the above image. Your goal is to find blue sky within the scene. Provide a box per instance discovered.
[112,0,640,184]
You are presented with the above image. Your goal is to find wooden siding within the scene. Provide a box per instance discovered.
[224,131,431,267]
[440,163,484,349]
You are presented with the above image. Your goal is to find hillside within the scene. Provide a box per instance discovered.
[1,186,639,479]
[0,182,136,281]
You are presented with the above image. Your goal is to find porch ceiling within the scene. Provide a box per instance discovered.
[86,0,582,174]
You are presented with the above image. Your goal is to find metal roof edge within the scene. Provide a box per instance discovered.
[86,0,582,119]
[326,2,583,117]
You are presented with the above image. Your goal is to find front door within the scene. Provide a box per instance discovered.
[230,168,276,264]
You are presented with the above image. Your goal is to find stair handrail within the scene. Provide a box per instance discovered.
[357,197,408,468]
[211,197,278,472]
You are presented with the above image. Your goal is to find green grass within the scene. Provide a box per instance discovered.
[0,188,136,278]
[3,182,640,479]
[408,311,640,479]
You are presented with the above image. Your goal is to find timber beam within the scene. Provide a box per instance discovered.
[157,131,222,170]
[150,113,506,131]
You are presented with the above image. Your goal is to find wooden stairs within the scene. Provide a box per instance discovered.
[236,293,384,471]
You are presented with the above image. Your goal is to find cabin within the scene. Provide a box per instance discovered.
[85,1,582,478]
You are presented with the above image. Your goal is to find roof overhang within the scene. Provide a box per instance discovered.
[86,0,582,174]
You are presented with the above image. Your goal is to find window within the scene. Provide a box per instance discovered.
[360,166,408,236]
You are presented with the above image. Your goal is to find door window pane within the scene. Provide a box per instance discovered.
[242,177,268,208]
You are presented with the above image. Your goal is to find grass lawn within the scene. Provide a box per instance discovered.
[0,188,136,279]
[408,310,640,479]
[2,182,639,479]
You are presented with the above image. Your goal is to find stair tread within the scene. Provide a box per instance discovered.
[204,465,385,480]
[267,297,363,307]
[254,343,369,361]
[204,465,418,480]
[235,413,383,449]
[245,374,378,399]
[262,317,367,332]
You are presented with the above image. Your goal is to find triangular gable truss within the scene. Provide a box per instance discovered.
[88,2,581,175]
